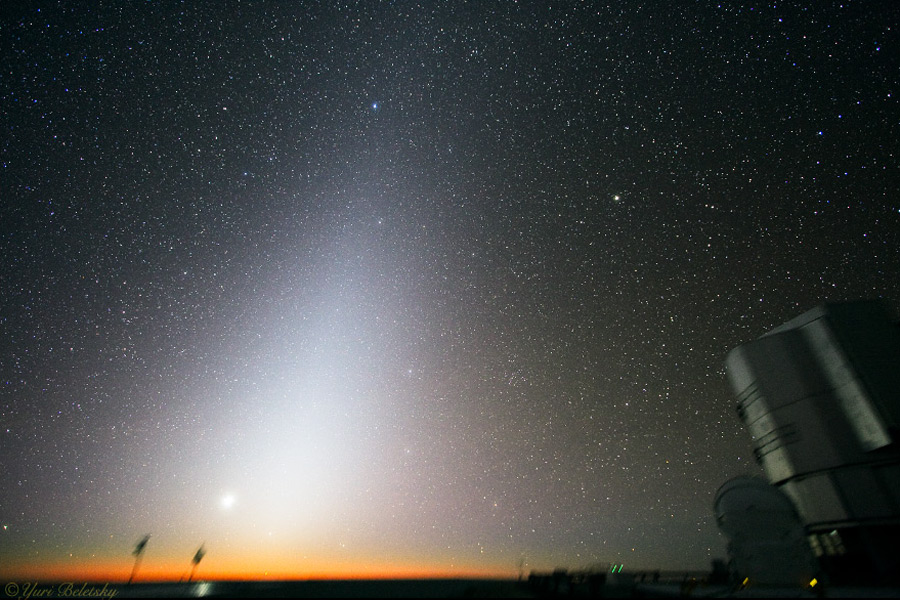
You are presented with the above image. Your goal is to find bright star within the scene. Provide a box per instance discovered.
[221,493,236,510]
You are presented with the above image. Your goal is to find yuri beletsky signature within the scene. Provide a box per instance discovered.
[4,582,118,599]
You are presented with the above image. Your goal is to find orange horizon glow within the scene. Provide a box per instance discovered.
[1,558,516,584]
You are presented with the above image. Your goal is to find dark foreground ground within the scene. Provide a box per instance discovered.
[6,577,900,598]
[5,579,536,599]
[5,577,643,599]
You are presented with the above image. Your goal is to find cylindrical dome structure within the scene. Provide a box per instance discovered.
[714,476,817,586]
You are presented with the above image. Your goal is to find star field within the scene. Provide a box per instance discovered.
[2,1,899,580]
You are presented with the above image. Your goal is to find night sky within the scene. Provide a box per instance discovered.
[2,1,899,582]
